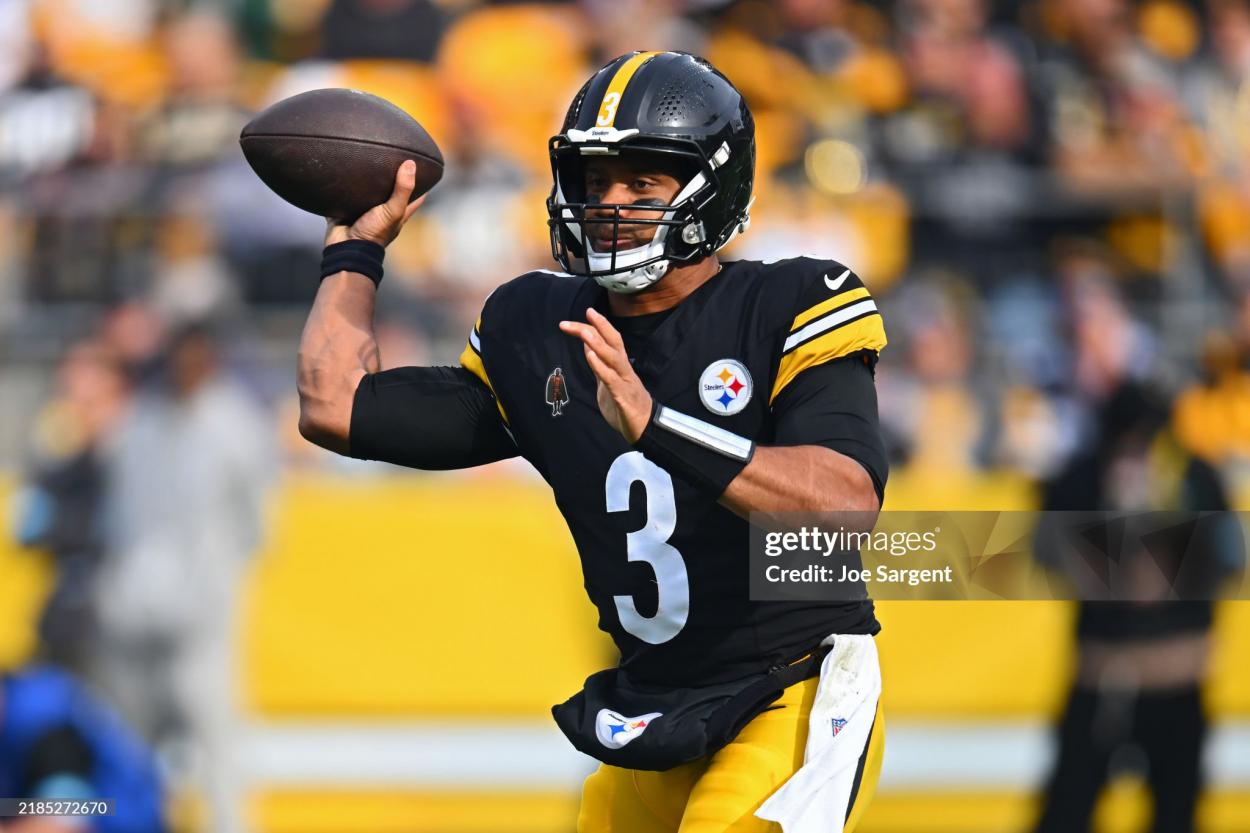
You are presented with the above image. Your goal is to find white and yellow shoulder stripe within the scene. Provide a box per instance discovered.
[771,272,887,403]
[458,317,510,424]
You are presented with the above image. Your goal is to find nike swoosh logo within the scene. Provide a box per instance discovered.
[824,269,850,291]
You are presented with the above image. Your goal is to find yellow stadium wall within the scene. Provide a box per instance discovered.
[3,474,1250,715]
[240,473,614,716]
[234,474,1250,719]
[4,475,1250,833]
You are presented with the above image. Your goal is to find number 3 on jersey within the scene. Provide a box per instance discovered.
[605,451,689,644]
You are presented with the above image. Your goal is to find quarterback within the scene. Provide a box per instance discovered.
[297,52,887,833]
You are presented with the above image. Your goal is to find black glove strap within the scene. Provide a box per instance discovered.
[321,239,385,286]
[634,403,755,497]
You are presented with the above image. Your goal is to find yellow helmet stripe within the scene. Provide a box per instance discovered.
[595,51,663,128]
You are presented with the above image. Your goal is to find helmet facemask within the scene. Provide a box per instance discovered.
[547,141,732,294]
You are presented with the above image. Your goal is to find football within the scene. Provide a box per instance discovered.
[239,88,444,223]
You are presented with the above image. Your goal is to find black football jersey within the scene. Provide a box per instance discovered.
[459,257,888,686]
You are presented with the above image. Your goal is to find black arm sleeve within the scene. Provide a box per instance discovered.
[770,352,888,502]
[349,366,519,470]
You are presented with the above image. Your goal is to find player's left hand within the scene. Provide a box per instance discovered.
[559,308,653,443]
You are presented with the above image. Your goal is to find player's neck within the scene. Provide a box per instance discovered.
[607,256,722,316]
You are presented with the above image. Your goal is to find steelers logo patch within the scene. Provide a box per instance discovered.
[699,359,753,416]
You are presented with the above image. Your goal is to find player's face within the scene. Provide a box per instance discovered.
[583,156,684,253]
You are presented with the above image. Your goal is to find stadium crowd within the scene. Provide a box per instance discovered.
[1,0,1247,493]
[3,0,1250,830]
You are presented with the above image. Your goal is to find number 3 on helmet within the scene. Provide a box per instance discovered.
[547,51,756,294]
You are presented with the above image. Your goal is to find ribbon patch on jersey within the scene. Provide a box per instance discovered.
[698,359,753,416]
[545,367,570,416]
[595,709,663,749]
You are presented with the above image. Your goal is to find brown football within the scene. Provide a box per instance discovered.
[239,88,443,223]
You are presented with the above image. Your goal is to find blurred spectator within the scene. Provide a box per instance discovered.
[873,274,1043,510]
[1184,0,1250,175]
[319,0,448,61]
[883,0,1039,283]
[93,318,274,833]
[1063,250,1156,400]
[773,0,860,72]
[1191,1,1250,286]
[1031,270,1239,833]
[898,0,1032,151]
[1,0,1243,400]
[149,197,241,323]
[13,340,130,675]
[581,0,705,63]
[1172,288,1250,496]
[204,153,325,305]
[1033,382,1237,833]
[0,38,95,185]
[137,10,249,171]
[880,276,984,472]
[1035,0,1193,200]
[0,0,34,93]
[30,0,165,109]
[99,301,167,384]
[0,663,165,833]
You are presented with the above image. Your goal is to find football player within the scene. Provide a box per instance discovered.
[297,52,887,833]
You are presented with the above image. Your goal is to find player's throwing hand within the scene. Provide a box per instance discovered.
[324,160,426,248]
[559,308,653,442]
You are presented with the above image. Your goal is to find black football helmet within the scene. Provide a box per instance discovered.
[547,51,755,292]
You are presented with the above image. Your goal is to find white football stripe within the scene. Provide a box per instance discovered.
[783,299,878,353]
[233,720,1250,789]
[656,406,754,461]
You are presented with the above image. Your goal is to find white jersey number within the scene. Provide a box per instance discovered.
[605,451,690,644]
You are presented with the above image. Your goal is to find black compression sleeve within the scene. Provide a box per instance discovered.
[771,352,888,501]
[349,366,518,469]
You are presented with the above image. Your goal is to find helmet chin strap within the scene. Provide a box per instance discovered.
[586,220,678,293]
[595,256,671,294]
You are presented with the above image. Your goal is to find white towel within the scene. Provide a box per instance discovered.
[754,634,882,832]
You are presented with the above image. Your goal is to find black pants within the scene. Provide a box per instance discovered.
[1033,685,1207,833]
